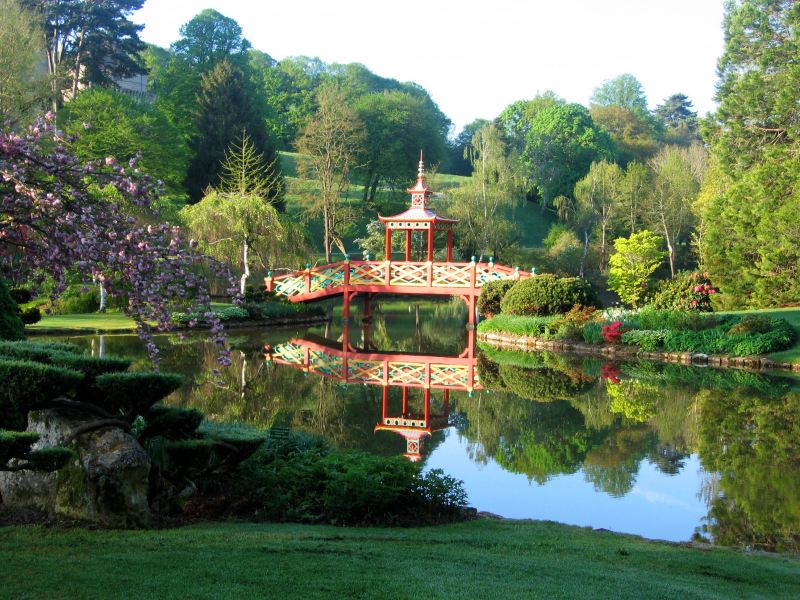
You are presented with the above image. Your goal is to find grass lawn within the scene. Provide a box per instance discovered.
[719,307,800,363]
[25,312,138,333]
[1,520,798,599]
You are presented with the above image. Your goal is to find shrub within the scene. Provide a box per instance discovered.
[0,278,24,341]
[602,321,623,343]
[477,280,516,317]
[234,434,467,525]
[582,322,604,344]
[632,308,719,332]
[19,307,41,324]
[650,271,718,312]
[9,288,33,304]
[621,329,668,351]
[92,372,184,416]
[142,406,204,440]
[477,314,556,337]
[548,305,598,341]
[728,316,772,335]
[500,275,599,316]
[50,285,100,314]
[0,359,83,429]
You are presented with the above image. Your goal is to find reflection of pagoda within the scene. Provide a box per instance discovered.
[375,387,450,462]
[265,324,474,462]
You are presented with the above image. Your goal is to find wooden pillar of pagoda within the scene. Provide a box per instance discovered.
[405,230,412,261]
[385,228,392,262]
[427,225,434,262]
[446,230,453,262]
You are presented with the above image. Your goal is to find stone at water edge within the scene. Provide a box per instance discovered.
[0,409,151,527]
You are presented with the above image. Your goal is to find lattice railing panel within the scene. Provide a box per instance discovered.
[308,350,344,378]
[311,265,346,292]
[271,342,305,365]
[350,262,384,285]
[432,264,471,287]
[390,263,428,286]
[347,360,385,384]
[388,362,426,386]
[430,364,469,387]
[274,276,307,298]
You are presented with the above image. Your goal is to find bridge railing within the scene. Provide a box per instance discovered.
[267,339,480,391]
[266,259,529,300]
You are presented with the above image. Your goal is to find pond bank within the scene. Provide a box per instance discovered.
[25,313,329,336]
[2,520,798,599]
[478,331,800,372]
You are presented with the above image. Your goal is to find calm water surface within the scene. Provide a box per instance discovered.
[46,298,800,549]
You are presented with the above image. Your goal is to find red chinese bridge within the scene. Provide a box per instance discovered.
[265,156,530,323]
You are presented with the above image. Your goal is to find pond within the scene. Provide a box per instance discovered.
[45,298,800,550]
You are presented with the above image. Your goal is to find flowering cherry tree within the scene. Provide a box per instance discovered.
[0,113,234,365]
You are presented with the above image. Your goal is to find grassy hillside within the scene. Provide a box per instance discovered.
[2,520,798,599]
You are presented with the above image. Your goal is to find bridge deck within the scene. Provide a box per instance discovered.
[265,259,528,304]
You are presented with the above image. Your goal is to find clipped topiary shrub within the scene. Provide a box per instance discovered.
[0,278,24,341]
[477,279,516,317]
[0,359,83,429]
[50,285,100,315]
[19,307,41,325]
[500,275,600,316]
[142,406,205,440]
[93,372,184,416]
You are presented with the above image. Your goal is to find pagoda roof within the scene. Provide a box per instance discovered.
[378,206,458,224]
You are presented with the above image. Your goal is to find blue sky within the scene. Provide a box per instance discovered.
[134,0,726,133]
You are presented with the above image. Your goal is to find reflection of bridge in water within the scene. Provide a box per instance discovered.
[265,327,479,461]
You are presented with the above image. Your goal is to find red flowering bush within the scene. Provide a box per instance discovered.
[649,271,718,312]
[602,321,624,344]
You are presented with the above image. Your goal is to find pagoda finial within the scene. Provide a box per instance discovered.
[418,150,425,181]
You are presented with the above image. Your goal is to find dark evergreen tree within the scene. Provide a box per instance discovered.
[702,0,800,308]
[186,60,284,208]
[22,0,146,107]
[655,93,699,145]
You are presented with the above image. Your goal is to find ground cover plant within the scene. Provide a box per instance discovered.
[479,306,796,358]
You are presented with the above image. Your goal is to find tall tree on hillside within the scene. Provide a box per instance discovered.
[655,93,700,146]
[354,90,448,203]
[619,161,651,235]
[60,88,190,203]
[646,147,700,277]
[450,123,518,261]
[702,0,800,307]
[171,8,251,71]
[447,119,490,176]
[0,0,48,125]
[574,160,624,273]
[296,83,367,262]
[590,105,660,165]
[22,0,146,109]
[520,103,616,213]
[590,74,650,116]
[186,60,283,206]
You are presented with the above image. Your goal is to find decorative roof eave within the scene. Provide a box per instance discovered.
[378,208,459,225]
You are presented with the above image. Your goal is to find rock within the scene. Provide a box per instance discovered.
[0,409,150,527]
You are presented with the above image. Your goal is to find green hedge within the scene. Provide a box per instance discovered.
[500,275,599,316]
[477,280,516,317]
[477,314,556,337]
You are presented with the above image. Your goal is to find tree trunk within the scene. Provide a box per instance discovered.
[98,281,107,313]
[580,229,590,278]
[323,204,332,263]
[240,238,250,295]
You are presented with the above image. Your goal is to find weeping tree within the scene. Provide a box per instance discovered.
[182,133,305,294]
